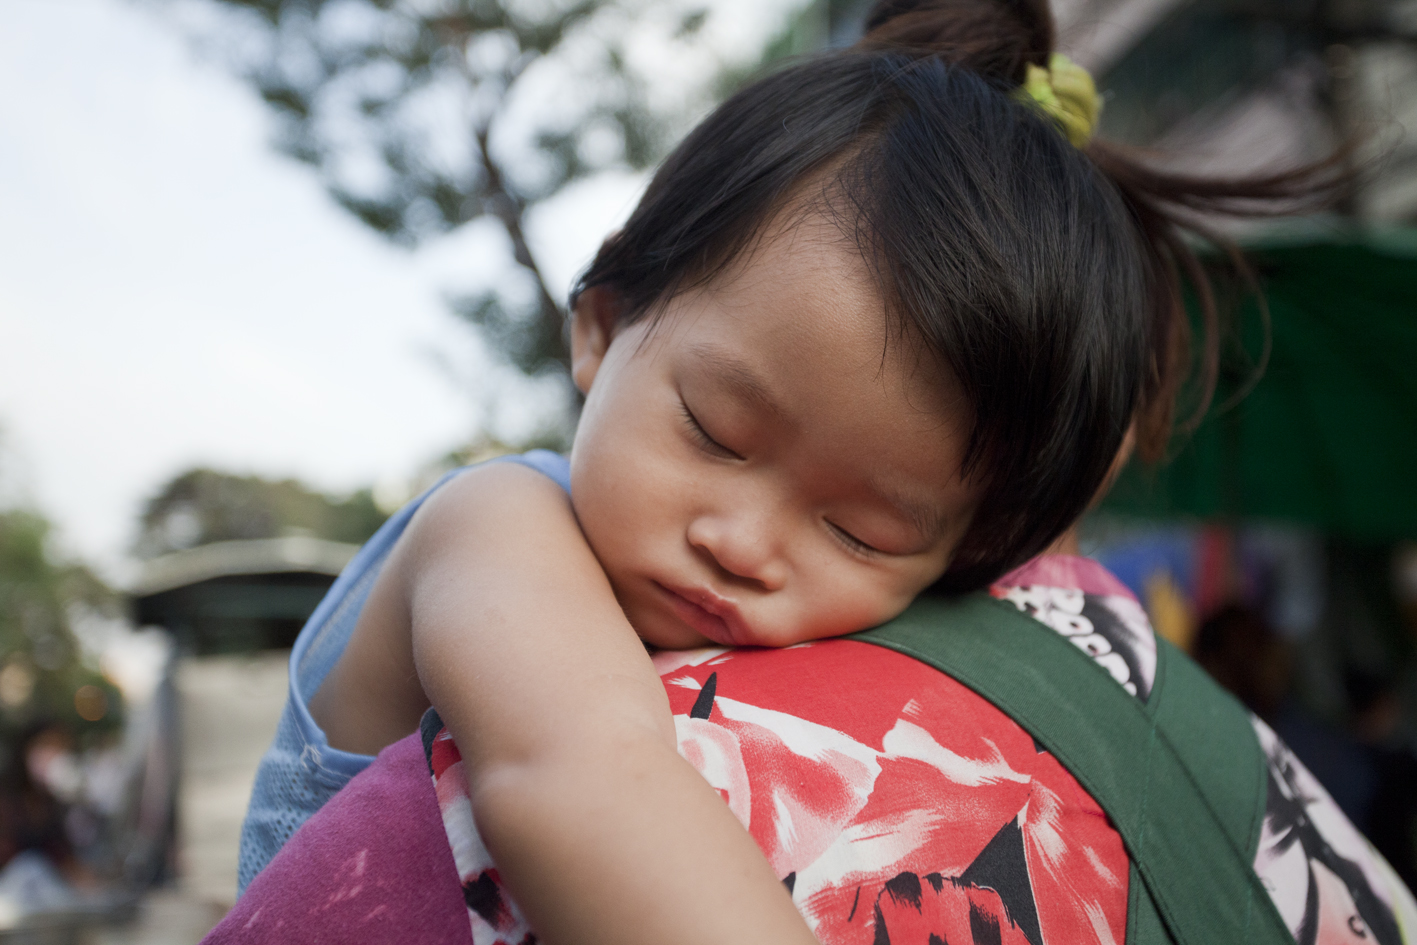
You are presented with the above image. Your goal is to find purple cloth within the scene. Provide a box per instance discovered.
[204,733,468,944]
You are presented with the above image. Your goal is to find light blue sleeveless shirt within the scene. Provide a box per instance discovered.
[236,450,571,895]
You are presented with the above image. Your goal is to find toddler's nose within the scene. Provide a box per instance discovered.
[686,513,787,592]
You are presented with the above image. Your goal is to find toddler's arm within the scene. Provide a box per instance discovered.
[399,463,815,945]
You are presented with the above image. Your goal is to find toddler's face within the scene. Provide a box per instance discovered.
[569,216,979,649]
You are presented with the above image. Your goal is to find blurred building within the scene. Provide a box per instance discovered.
[798,0,1416,215]
[129,537,358,655]
[114,537,354,924]
[1058,0,1417,218]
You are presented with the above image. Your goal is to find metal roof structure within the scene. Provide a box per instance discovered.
[129,537,359,654]
[129,536,358,598]
[1058,0,1417,221]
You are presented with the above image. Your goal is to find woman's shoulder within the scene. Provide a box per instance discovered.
[989,554,1417,944]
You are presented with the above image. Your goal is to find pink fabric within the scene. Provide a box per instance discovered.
[429,639,1131,945]
[997,553,1135,600]
[203,734,469,944]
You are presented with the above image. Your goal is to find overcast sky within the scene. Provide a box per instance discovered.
[0,0,755,578]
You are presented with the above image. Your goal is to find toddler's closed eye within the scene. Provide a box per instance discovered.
[679,401,742,460]
[827,522,882,558]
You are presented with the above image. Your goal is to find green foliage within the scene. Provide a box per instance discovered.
[450,285,567,379]
[134,468,389,558]
[184,0,679,403]
[712,0,868,100]
[171,0,851,429]
[0,509,123,744]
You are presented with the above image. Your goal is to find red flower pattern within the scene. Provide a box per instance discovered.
[431,637,1129,945]
[425,570,1416,944]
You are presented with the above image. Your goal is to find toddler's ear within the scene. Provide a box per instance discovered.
[570,285,619,394]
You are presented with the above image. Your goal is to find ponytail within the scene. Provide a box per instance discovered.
[854,0,1353,462]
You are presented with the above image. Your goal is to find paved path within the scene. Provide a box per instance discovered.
[173,652,288,909]
[87,651,289,944]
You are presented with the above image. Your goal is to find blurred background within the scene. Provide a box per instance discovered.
[1,0,1415,940]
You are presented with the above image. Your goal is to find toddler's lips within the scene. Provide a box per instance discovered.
[656,582,749,647]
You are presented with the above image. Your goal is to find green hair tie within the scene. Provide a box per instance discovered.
[1013,53,1101,148]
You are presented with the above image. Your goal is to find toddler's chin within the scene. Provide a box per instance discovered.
[629,611,717,651]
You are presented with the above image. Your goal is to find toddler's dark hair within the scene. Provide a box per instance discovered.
[573,0,1346,591]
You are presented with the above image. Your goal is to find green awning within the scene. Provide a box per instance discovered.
[1101,235,1417,539]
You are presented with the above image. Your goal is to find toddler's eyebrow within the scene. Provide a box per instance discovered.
[875,483,948,545]
[690,344,784,418]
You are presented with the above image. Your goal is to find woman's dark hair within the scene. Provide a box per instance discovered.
[572,0,1347,591]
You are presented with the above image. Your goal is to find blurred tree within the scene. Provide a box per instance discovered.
[170,0,712,416]
[715,0,867,94]
[134,468,388,558]
[158,0,848,437]
[0,510,123,745]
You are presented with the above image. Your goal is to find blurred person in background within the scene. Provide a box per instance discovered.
[0,725,75,876]
[1197,605,1417,889]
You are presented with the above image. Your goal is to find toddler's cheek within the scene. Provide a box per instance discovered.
[746,607,853,649]
[801,594,909,643]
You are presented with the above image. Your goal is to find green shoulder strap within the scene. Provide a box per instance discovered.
[849,592,1290,945]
